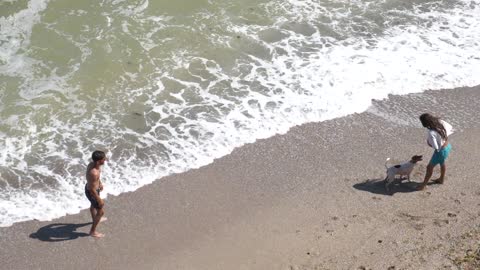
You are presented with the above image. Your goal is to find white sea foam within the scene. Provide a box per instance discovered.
[0,0,49,76]
[0,0,479,227]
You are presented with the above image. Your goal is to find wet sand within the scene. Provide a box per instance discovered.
[1,86,480,270]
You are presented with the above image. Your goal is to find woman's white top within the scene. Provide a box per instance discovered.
[427,120,454,152]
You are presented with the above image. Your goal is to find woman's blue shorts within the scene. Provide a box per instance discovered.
[430,143,452,166]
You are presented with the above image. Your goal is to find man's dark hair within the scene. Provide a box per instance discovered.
[92,150,106,162]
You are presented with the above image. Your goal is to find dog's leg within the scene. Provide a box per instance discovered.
[385,176,392,192]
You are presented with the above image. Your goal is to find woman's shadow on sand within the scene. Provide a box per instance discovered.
[353,178,420,196]
[30,222,91,242]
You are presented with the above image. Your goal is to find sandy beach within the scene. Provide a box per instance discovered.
[1,85,480,270]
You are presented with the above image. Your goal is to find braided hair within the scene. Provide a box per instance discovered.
[419,113,447,139]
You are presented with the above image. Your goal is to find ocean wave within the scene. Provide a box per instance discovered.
[0,0,479,226]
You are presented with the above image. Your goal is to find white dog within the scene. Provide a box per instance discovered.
[384,155,423,191]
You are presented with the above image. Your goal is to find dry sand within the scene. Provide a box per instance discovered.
[1,86,480,270]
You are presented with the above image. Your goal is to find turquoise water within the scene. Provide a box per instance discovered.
[1,0,479,226]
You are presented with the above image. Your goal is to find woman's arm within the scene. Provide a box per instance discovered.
[429,131,441,152]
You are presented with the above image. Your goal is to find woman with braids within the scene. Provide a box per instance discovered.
[417,113,454,190]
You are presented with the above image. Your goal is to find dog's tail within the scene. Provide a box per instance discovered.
[385,158,390,169]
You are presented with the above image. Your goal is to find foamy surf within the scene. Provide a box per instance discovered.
[0,0,479,227]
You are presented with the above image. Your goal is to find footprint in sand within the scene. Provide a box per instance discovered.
[420,192,431,198]
[413,223,426,231]
[398,212,423,222]
[433,219,449,227]
[447,212,457,218]
[358,266,373,270]
[396,213,428,231]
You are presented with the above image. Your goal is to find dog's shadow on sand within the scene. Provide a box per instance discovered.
[30,222,91,242]
[353,178,420,196]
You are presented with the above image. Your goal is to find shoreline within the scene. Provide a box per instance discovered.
[1,85,480,269]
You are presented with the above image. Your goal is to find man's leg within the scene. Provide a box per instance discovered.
[90,206,107,223]
[418,163,434,190]
[89,205,96,222]
[90,208,105,238]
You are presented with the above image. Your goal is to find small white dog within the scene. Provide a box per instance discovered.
[384,155,423,191]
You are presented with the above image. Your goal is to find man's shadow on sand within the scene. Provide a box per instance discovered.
[353,178,420,196]
[30,222,91,242]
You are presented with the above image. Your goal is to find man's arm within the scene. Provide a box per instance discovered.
[87,170,103,205]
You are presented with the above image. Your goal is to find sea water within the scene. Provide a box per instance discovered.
[0,0,479,227]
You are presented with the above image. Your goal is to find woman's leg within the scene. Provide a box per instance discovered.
[436,144,451,184]
[418,163,434,190]
[436,163,446,184]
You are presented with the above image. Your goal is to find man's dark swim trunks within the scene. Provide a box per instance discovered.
[85,184,102,209]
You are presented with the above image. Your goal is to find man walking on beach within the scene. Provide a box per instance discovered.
[85,150,107,238]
